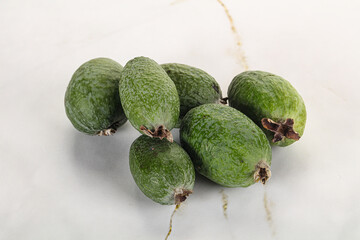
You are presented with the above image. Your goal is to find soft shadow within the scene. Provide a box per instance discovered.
[71,123,138,198]
[191,171,223,206]
[270,144,309,184]
[194,171,220,189]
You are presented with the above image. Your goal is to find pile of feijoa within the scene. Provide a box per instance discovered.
[65,56,306,206]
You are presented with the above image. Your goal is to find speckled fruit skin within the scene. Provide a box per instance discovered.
[227,71,307,147]
[64,58,127,135]
[161,63,222,123]
[129,135,195,205]
[119,57,180,134]
[180,104,271,187]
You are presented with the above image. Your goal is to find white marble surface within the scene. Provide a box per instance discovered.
[1,0,360,239]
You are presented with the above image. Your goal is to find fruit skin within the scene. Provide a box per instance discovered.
[129,135,195,205]
[161,63,222,123]
[180,104,271,188]
[228,71,307,147]
[119,57,180,139]
[65,58,127,135]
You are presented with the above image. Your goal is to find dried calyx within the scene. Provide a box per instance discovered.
[261,118,300,143]
[140,125,173,142]
[97,121,122,136]
[97,128,116,136]
[174,188,192,205]
[254,160,271,185]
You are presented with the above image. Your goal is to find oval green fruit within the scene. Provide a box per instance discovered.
[227,71,307,147]
[65,58,127,135]
[129,135,195,205]
[161,63,222,125]
[180,104,271,187]
[119,57,180,142]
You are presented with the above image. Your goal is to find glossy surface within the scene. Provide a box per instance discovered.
[228,71,307,146]
[64,58,126,135]
[119,57,180,134]
[129,136,195,205]
[180,104,271,187]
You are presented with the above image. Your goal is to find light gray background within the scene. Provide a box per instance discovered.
[1,0,360,239]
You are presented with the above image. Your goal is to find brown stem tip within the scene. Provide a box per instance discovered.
[140,125,173,142]
[220,97,228,105]
[254,160,271,185]
[174,188,192,205]
[261,118,300,143]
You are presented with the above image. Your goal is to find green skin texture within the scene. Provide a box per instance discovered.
[65,58,127,135]
[129,135,195,205]
[119,57,180,134]
[228,71,307,147]
[180,104,271,188]
[161,63,222,125]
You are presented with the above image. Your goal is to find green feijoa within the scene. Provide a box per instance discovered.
[129,135,195,205]
[180,104,271,188]
[227,71,307,147]
[119,57,180,142]
[161,63,222,125]
[65,58,127,135]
